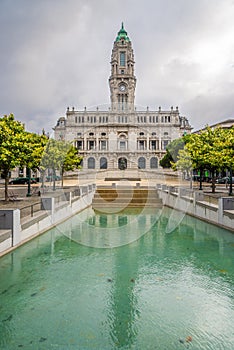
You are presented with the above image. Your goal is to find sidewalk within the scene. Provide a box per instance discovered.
[0,175,231,209]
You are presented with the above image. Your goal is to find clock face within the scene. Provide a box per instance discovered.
[119,84,126,92]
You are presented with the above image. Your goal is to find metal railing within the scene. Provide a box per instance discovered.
[20,202,41,219]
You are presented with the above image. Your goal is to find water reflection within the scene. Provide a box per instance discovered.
[62,207,162,248]
[0,207,234,349]
[107,247,139,347]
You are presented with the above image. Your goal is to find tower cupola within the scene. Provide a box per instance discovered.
[109,23,136,112]
[115,22,130,42]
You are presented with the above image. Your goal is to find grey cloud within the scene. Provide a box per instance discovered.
[0,0,234,133]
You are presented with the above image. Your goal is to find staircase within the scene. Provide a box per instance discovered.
[92,186,163,212]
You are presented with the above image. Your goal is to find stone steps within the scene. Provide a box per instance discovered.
[92,187,163,210]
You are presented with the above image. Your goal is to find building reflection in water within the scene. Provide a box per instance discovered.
[107,245,140,347]
[66,207,162,249]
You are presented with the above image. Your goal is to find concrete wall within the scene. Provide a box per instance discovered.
[157,185,234,232]
[0,184,96,256]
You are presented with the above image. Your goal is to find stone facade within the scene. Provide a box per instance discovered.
[54,24,192,172]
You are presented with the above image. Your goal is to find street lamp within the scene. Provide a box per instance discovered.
[229,167,233,196]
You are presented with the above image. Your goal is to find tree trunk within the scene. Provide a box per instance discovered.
[189,170,193,189]
[61,169,64,188]
[199,168,203,190]
[211,169,216,193]
[4,172,9,201]
[52,168,56,191]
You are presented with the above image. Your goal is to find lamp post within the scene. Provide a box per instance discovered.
[229,167,233,196]
[199,168,203,191]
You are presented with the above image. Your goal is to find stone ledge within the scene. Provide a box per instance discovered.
[21,211,49,230]
[0,229,11,243]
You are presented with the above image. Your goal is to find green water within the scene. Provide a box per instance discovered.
[0,207,234,350]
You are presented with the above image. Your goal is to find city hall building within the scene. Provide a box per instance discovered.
[54,24,192,173]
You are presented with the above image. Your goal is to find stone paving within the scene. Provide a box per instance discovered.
[0,175,231,210]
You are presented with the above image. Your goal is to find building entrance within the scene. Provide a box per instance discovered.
[118,157,127,170]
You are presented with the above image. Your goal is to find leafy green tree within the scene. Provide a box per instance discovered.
[61,145,82,187]
[185,127,229,192]
[172,147,193,186]
[160,138,185,168]
[41,139,82,190]
[20,132,49,194]
[0,114,29,201]
[23,132,49,170]
[220,127,234,195]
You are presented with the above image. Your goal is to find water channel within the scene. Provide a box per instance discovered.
[0,207,234,349]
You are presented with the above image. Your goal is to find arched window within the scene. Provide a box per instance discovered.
[138,157,146,169]
[89,132,94,137]
[150,157,158,169]
[88,157,95,169]
[100,157,107,169]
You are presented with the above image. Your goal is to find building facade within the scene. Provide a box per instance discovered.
[54,24,192,172]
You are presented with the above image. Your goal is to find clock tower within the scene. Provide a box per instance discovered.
[109,23,136,112]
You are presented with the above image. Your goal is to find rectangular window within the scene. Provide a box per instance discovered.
[120,141,126,150]
[77,141,82,150]
[139,140,144,150]
[89,140,95,150]
[151,140,156,150]
[120,52,126,66]
[162,140,170,150]
[100,141,106,150]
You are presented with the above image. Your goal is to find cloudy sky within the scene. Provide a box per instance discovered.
[1,0,234,134]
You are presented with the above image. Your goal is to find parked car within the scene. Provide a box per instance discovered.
[216,177,229,184]
[216,176,234,184]
[227,177,234,184]
[9,177,37,185]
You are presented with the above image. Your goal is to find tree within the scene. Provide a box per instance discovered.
[160,138,186,168]
[22,132,49,195]
[172,147,193,187]
[61,145,83,187]
[0,114,29,201]
[185,127,230,193]
[41,139,82,190]
[220,127,234,195]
